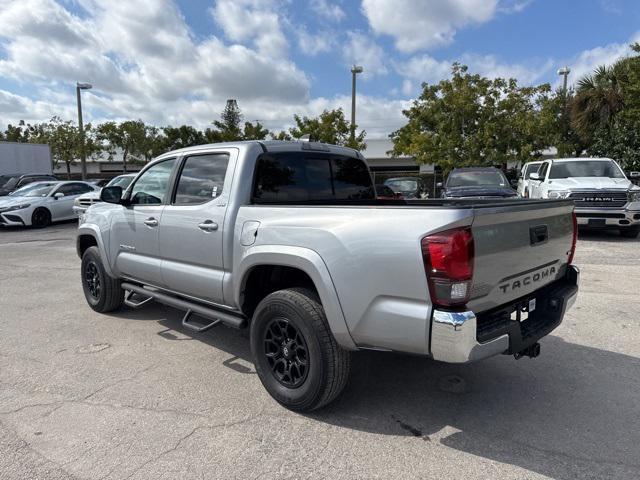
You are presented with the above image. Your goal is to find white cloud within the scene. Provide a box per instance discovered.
[343,31,388,77]
[210,0,288,58]
[296,28,335,56]
[361,0,499,52]
[560,33,640,88]
[396,53,552,95]
[310,0,345,22]
[0,0,310,130]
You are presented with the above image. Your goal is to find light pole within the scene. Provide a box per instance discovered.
[350,65,363,143]
[557,66,571,94]
[76,82,92,180]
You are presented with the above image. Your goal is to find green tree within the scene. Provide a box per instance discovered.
[288,108,366,150]
[391,63,551,172]
[205,99,269,142]
[160,125,205,151]
[569,43,640,170]
[97,120,150,172]
[212,99,243,141]
[1,122,29,142]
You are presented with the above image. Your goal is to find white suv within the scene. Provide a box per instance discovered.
[528,157,640,237]
[517,161,543,197]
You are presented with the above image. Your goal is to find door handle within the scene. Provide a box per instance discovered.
[198,220,218,232]
[144,217,158,227]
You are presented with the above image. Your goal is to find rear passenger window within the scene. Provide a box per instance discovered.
[252,153,374,202]
[174,154,230,205]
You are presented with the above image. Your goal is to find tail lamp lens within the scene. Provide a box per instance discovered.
[421,227,474,307]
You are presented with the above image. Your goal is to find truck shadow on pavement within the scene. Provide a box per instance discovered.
[125,304,639,480]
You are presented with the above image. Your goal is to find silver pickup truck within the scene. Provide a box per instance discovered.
[77,141,579,411]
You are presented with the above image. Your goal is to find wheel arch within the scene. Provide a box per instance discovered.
[235,245,356,350]
[76,225,116,278]
[30,206,51,226]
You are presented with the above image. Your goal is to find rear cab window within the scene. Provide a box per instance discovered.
[252,152,374,203]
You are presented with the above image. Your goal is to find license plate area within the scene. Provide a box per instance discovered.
[510,297,536,323]
[588,218,607,227]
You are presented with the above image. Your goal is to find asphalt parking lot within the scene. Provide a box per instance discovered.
[1,222,639,480]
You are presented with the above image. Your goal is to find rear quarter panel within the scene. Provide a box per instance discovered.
[234,205,472,354]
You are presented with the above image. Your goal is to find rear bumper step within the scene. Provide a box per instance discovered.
[430,265,579,363]
[121,282,247,330]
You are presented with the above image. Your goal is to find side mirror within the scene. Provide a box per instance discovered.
[53,192,65,199]
[529,172,540,181]
[100,186,123,204]
[436,182,443,188]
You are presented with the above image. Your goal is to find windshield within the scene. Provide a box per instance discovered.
[0,176,19,190]
[523,164,541,179]
[447,171,508,188]
[107,175,134,189]
[384,179,417,191]
[549,160,625,179]
[10,182,57,197]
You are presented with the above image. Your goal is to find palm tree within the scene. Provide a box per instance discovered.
[570,63,626,140]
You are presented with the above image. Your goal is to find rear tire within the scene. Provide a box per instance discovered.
[31,208,51,228]
[81,246,124,312]
[620,226,640,238]
[250,288,350,411]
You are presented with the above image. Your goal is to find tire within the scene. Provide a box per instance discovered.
[31,208,51,228]
[620,226,640,238]
[250,288,350,411]
[81,246,124,313]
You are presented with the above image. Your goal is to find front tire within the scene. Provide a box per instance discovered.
[620,226,640,238]
[31,208,51,228]
[81,246,124,312]
[250,288,350,411]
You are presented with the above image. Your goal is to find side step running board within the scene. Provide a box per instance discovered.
[121,282,246,330]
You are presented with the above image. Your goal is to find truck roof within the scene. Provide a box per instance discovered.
[155,140,361,161]
[552,157,614,163]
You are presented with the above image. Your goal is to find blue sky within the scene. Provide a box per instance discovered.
[1,0,639,137]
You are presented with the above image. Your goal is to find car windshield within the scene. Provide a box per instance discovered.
[0,176,19,189]
[107,176,134,189]
[549,160,625,179]
[385,179,417,191]
[447,171,507,187]
[524,164,541,179]
[10,182,57,197]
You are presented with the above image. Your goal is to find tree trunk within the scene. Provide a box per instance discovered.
[123,149,128,173]
[66,161,71,180]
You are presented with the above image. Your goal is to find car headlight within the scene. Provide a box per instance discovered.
[628,190,640,202]
[0,203,31,213]
[548,190,571,199]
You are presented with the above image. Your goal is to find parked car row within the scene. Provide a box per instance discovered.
[0,181,97,227]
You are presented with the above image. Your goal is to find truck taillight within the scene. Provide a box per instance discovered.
[421,227,474,308]
[568,211,577,264]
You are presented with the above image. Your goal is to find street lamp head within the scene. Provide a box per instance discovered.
[351,65,363,74]
[77,82,93,90]
[557,67,570,76]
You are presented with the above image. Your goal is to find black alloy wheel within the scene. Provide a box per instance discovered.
[84,260,101,300]
[31,208,51,228]
[264,317,309,388]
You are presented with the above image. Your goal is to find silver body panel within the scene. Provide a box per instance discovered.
[78,141,578,359]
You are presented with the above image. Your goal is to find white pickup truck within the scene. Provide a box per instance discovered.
[528,157,640,238]
[77,141,580,410]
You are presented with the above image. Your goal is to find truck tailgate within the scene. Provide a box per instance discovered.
[468,200,574,313]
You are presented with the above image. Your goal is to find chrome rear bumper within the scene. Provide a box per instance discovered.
[430,265,580,363]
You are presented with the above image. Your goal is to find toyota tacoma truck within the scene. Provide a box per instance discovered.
[77,141,579,411]
[528,157,640,237]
